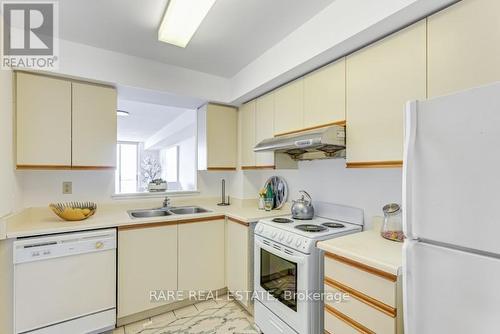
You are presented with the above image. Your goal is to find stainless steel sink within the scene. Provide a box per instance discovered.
[169,206,211,215]
[128,206,211,219]
[128,209,172,218]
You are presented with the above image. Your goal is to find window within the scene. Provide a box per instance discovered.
[116,101,197,195]
[163,145,179,183]
[115,142,138,194]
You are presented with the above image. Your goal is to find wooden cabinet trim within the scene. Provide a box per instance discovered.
[70,166,116,170]
[227,217,250,227]
[16,165,72,170]
[207,167,237,171]
[325,252,398,282]
[325,304,375,334]
[274,120,346,137]
[325,277,397,318]
[346,161,402,168]
[118,215,226,231]
[241,165,275,170]
[16,165,115,170]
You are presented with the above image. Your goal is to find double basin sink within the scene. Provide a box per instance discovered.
[128,206,211,219]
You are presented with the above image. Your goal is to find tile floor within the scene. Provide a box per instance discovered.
[113,298,259,334]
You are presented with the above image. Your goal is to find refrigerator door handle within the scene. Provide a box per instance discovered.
[403,101,418,239]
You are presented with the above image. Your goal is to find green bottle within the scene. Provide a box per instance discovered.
[265,183,274,208]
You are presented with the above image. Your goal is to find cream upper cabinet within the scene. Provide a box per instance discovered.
[178,220,225,292]
[304,58,346,128]
[118,225,178,318]
[255,93,275,167]
[273,79,304,136]
[238,101,256,168]
[16,72,117,169]
[226,220,250,308]
[428,0,500,98]
[346,20,426,167]
[16,72,72,167]
[72,82,117,168]
[198,103,238,170]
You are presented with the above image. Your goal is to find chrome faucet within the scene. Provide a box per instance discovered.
[163,196,171,208]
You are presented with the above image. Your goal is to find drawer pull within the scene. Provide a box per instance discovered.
[325,304,375,334]
[325,252,397,282]
[325,277,397,318]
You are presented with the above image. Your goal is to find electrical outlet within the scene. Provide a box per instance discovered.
[62,181,72,194]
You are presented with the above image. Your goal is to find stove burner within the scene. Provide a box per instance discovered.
[272,218,294,224]
[294,224,327,232]
[322,222,345,228]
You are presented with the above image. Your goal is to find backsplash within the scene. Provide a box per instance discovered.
[15,159,401,223]
[230,159,402,222]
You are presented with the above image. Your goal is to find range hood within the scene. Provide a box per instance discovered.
[254,125,346,161]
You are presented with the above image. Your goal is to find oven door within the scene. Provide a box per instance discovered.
[254,236,310,334]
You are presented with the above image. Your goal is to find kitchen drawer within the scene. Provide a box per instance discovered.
[324,306,372,334]
[324,252,397,307]
[325,282,396,334]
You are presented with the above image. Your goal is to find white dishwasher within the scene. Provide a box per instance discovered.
[13,229,117,334]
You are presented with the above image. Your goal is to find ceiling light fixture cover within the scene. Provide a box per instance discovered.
[117,110,130,117]
[158,0,216,48]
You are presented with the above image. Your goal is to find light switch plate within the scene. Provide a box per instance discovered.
[62,181,72,194]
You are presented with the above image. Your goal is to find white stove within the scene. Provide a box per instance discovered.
[255,216,361,254]
[254,202,364,334]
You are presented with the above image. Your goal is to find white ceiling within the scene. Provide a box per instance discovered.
[117,99,193,142]
[59,0,335,77]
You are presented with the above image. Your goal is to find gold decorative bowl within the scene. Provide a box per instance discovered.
[49,202,97,221]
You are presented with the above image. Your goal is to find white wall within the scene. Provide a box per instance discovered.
[18,169,235,207]
[55,39,230,103]
[177,136,197,191]
[16,158,401,225]
[229,159,402,224]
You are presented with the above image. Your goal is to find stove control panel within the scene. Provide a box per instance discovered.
[255,223,312,253]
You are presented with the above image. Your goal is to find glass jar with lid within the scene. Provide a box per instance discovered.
[380,203,404,242]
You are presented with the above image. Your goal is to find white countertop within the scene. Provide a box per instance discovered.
[2,197,290,239]
[317,218,403,275]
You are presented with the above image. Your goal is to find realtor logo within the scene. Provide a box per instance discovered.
[1,1,59,69]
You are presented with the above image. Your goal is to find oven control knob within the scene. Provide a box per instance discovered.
[278,232,284,240]
[296,239,302,247]
[287,236,293,244]
[256,225,264,233]
[272,231,277,238]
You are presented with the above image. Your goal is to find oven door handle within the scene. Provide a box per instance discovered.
[256,239,306,264]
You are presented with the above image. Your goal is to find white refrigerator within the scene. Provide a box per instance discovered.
[403,82,500,334]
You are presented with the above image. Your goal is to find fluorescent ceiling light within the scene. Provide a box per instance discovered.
[158,0,216,48]
[117,110,129,117]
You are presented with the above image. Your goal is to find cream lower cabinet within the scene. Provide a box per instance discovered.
[198,103,238,171]
[178,219,225,292]
[428,0,500,98]
[346,20,426,167]
[323,252,403,334]
[118,224,178,319]
[226,219,251,309]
